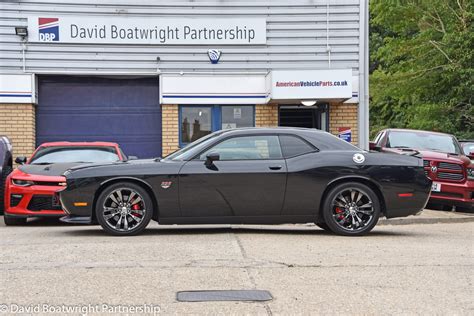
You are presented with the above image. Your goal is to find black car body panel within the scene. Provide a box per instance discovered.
[0,136,13,213]
[60,128,431,225]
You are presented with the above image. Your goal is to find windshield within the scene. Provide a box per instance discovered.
[387,131,461,154]
[30,146,120,164]
[462,142,474,156]
[164,131,223,161]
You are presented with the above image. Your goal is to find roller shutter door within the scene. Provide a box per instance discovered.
[37,76,161,158]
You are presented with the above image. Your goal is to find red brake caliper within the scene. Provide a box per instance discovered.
[335,207,345,220]
[131,202,141,217]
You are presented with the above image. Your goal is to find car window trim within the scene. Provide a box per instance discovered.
[278,134,320,159]
[191,133,284,161]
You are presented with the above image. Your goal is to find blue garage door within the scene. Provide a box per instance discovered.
[37,76,161,158]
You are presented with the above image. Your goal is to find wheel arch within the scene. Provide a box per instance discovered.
[318,176,387,222]
[91,177,159,223]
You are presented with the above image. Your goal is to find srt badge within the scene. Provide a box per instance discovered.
[161,181,172,189]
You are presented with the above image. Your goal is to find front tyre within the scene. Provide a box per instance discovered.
[96,182,153,236]
[322,182,381,236]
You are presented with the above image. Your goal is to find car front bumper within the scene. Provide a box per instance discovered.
[5,182,65,217]
[429,180,474,208]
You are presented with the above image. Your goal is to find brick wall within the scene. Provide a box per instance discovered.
[0,104,36,163]
[329,102,358,145]
[161,104,179,157]
[255,104,278,127]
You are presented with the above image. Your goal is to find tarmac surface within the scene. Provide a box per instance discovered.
[0,210,473,315]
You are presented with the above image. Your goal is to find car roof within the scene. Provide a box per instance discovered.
[39,141,119,147]
[384,128,455,137]
[216,127,329,135]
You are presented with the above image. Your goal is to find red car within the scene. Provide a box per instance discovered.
[370,129,473,211]
[3,142,125,225]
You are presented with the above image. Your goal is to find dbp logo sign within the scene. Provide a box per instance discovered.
[207,49,221,64]
[38,18,59,41]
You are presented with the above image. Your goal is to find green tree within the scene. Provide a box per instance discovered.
[369,0,473,140]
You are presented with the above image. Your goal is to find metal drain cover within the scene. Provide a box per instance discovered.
[177,290,273,302]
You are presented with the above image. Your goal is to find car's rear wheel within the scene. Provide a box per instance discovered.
[0,166,12,214]
[4,215,27,226]
[96,182,153,236]
[322,182,381,236]
[316,223,331,232]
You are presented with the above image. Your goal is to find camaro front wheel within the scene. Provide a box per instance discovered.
[96,182,153,236]
[322,182,381,236]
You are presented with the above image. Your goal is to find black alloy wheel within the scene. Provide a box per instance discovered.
[96,182,153,236]
[322,182,381,236]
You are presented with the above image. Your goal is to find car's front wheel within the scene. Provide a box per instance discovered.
[96,182,153,236]
[322,182,381,236]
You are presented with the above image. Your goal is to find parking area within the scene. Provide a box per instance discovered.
[0,216,473,315]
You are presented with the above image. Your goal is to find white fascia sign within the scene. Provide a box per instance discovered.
[0,74,36,104]
[161,75,269,105]
[27,16,266,45]
[271,69,353,100]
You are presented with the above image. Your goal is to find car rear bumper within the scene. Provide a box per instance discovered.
[429,180,474,208]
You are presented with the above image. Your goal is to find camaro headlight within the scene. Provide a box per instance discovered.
[12,179,35,187]
[468,168,474,180]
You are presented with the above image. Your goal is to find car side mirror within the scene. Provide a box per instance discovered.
[15,156,27,165]
[128,155,138,160]
[369,142,381,151]
[204,152,220,167]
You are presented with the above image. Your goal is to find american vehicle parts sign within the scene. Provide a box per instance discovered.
[28,16,267,45]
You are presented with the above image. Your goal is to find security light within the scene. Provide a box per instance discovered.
[301,100,317,106]
[15,26,28,38]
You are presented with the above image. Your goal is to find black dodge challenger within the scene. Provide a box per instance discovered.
[59,128,431,236]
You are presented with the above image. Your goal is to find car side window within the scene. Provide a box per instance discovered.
[199,135,283,160]
[279,135,317,158]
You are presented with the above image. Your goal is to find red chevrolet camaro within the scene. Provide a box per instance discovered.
[3,142,125,225]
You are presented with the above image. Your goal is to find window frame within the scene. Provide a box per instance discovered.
[179,105,255,148]
[278,134,319,159]
[192,133,284,161]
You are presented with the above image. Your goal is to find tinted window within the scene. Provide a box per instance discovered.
[199,135,282,160]
[30,147,120,164]
[279,135,316,158]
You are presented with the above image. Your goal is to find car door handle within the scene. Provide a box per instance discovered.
[269,165,282,170]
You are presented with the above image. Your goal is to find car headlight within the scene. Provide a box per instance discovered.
[468,168,474,180]
[12,179,35,187]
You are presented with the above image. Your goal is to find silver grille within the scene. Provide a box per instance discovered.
[437,172,464,181]
[438,162,463,171]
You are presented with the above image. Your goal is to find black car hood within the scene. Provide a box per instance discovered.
[66,159,157,172]
[18,163,87,176]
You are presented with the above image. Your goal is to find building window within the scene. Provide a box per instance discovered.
[221,106,254,130]
[180,106,213,144]
[180,105,255,146]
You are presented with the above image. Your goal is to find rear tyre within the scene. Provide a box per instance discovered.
[0,166,13,214]
[4,215,27,226]
[316,223,332,232]
[322,182,381,236]
[96,182,153,236]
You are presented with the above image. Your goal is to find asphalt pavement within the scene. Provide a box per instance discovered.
[0,211,473,315]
